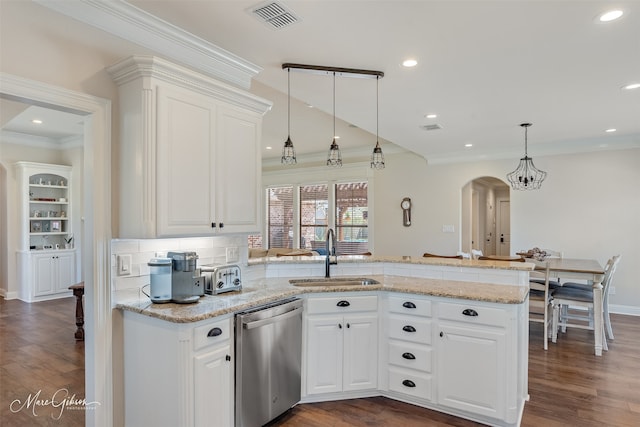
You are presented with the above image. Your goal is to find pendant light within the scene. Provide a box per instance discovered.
[370,75,385,169]
[327,71,342,167]
[281,67,297,164]
[506,123,547,190]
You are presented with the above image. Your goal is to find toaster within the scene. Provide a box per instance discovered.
[201,264,242,295]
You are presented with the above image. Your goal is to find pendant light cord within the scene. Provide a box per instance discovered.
[333,71,336,139]
[376,75,379,144]
[287,67,291,136]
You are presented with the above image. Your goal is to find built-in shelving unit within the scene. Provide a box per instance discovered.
[16,162,77,302]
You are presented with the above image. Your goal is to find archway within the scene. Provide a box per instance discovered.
[461,176,510,256]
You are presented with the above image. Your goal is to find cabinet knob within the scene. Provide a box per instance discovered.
[211,222,216,228]
[207,327,223,337]
[440,331,444,338]
[462,308,479,317]
[402,301,416,309]
[336,300,350,307]
[402,325,416,333]
[402,352,416,360]
[402,379,416,388]
[219,222,224,228]
[225,355,231,362]
[338,323,342,329]
[346,323,350,328]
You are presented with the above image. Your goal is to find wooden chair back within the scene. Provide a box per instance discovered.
[423,252,463,259]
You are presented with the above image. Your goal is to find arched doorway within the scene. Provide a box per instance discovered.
[461,176,510,256]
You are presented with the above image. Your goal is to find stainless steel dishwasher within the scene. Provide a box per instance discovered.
[235,297,303,427]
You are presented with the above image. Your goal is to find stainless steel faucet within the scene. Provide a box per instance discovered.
[325,228,337,278]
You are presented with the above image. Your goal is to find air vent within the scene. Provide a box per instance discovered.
[250,1,300,29]
[421,124,443,131]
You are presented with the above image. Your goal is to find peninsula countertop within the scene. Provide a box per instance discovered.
[116,274,529,324]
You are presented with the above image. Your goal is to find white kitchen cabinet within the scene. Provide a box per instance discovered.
[384,294,434,402]
[435,300,524,425]
[108,55,271,238]
[123,312,233,427]
[305,295,378,396]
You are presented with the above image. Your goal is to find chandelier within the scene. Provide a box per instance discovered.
[281,63,384,167]
[507,123,547,190]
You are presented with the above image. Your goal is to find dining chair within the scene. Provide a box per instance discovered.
[530,249,563,289]
[457,251,471,259]
[528,263,553,350]
[551,255,620,345]
[423,252,463,259]
[471,249,483,259]
[478,256,525,262]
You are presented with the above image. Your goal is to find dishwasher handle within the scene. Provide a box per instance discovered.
[242,306,303,330]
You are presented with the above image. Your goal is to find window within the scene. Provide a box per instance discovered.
[300,184,328,250]
[250,180,369,253]
[267,186,294,248]
[336,182,368,255]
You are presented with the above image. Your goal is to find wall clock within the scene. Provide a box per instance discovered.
[401,197,412,226]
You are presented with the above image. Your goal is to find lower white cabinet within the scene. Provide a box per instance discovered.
[123,312,233,427]
[18,250,76,302]
[305,295,378,396]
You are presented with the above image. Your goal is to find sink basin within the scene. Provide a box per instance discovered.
[289,278,380,287]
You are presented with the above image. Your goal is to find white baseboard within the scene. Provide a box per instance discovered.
[609,304,640,316]
[0,289,18,300]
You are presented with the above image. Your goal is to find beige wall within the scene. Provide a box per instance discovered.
[372,149,640,311]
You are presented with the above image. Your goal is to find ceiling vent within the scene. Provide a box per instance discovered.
[421,124,443,131]
[250,1,300,29]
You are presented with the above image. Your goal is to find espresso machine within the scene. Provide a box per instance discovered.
[166,251,205,304]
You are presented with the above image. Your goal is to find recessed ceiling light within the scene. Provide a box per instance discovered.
[32,119,43,124]
[605,128,617,133]
[402,59,417,68]
[425,114,437,119]
[465,143,473,148]
[265,146,272,150]
[622,83,640,90]
[598,10,624,22]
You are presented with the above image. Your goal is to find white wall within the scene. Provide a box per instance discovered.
[371,149,640,312]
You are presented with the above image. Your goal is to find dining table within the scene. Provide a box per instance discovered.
[530,258,606,356]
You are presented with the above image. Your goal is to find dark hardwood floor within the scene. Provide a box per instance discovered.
[1,297,84,427]
[1,298,638,426]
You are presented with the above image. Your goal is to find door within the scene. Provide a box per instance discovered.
[437,323,506,419]
[497,199,510,256]
[343,314,378,391]
[194,345,233,427]
[306,315,343,395]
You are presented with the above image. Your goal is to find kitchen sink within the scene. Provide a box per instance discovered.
[289,278,380,287]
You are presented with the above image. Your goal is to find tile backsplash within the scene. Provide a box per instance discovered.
[111,235,248,304]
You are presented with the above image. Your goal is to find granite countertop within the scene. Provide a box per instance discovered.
[248,254,534,271]
[116,275,528,323]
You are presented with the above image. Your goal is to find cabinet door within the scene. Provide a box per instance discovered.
[215,107,261,233]
[33,254,54,296]
[437,323,506,419]
[343,314,378,391]
[156,85,217,237]
[194,345,233,427]
[56,252,76,292]
[306,315,343,395]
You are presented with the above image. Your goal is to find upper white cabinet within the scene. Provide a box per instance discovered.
[108,55,271,238]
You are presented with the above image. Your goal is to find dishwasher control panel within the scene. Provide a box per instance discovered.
[202,264,242,295]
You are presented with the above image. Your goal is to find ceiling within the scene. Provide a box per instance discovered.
[4,1,639,164]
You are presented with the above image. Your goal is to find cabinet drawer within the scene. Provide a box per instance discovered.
[388,367,432,401]
[388,295,432,317]
[193,318,231,351]
[388,340,432,373]
[388,315,432,344]
[306,295,378,314]
[438,302,508,328]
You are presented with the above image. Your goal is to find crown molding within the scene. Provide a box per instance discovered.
[34,0,262,90]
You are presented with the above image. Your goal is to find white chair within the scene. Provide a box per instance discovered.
[471,249,483,259]
[530,248,562,289]
[551,255,620,346]
[529,263,553,350]
[457,251,471,259]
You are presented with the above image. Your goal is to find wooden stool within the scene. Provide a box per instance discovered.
[68,282,85,341]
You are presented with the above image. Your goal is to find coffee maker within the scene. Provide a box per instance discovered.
[167,251,205,304]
